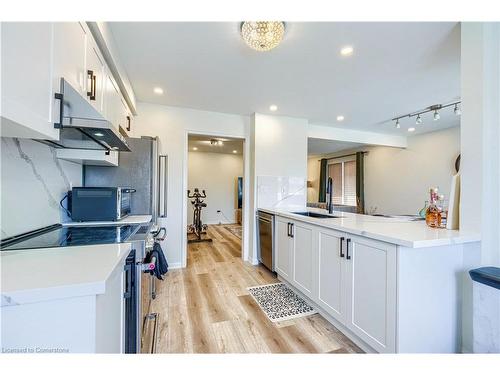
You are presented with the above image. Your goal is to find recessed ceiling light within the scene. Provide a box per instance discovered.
[269,104,278,112]
[340,46,354,56]
[336,115,345,122]
[408,127,416,132]
[153,87,164,95]
[94,132,104,137]
[233,150,237,154]
[192,147,198,151]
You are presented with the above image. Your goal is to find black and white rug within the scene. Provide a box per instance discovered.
[247,283,316,322]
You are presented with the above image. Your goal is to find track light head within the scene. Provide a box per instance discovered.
[395,119,400,129]
[433,110,440,121]
[416,114,423,125]
[454,104,461,116]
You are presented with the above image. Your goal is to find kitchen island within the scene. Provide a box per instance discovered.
[259,207,481,353]
[1,243,131,353]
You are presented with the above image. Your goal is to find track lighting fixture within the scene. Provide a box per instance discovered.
[391,100,460,131]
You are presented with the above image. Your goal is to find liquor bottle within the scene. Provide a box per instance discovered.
[425,187,441,228]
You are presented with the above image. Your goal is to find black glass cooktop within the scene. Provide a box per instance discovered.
[0,224,141,251]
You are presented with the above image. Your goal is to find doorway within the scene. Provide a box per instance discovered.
[185,134,245,265]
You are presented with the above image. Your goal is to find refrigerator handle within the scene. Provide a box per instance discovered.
[158,155,168,218]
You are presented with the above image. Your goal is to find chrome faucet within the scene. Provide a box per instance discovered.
[326,177,334,214]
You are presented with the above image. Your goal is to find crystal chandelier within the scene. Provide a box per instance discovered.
[240,21,285,52]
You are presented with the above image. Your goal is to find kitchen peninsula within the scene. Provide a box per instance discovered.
[259,207,480,353]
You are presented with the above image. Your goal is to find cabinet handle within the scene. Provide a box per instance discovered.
[54,92,64,128]
[339,236,345,257]
[126,115,131,131]
[123,263,133,299]
[287,223,291,237]
[346,238,351,260]
[87,70,96,101]
[289,223,294,238]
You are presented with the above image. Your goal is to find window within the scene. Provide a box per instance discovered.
[327,158,357,206]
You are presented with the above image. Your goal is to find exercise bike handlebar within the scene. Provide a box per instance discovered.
[187,189,207,199]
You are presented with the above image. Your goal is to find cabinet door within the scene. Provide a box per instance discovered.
[0,22,59,140]
[345,235,396,353]
[52,22,87,97]
[275,217,292,280]
[317,228,346,324]
[86,39,105,113]
[103,71,122,130]
[291,221,314,297]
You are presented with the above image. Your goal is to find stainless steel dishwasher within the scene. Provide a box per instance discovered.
[257,210,275,272]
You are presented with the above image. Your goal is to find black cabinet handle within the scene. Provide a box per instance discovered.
[123,263,132,298]
[126,115,131,131]
[287,223,290,237]
[339,236,345,257]
[289,223,294,238]
[54,92,64,128]
[346,238,351,260]
[87,70,96,101]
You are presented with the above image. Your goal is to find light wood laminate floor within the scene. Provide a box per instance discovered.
[150,224,362,353]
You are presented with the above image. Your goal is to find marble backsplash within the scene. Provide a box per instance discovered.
[1,138,82,239]
[257,175,307,209]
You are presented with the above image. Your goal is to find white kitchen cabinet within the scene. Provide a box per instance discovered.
[52,22,87,98]
[291,221,314,297]
[1,22,134,144]
[344,235,397,353]
[85,38,106,113]
[0,22,59,140]
[275,217,293,280]
[317,227,346,324]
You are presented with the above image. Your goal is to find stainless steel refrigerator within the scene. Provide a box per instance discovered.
[83,136,167,222]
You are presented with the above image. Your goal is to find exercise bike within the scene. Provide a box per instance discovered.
[187,188,213,243]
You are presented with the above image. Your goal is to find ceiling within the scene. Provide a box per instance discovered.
[308,138,364,156]
[188,134,244,154]
[110,22,461,135]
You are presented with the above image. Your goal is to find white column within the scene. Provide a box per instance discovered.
[460,22,500,353]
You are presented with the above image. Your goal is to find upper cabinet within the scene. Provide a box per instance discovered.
[1,23,59,140]
[85,38,106,114]
[1,22,134,142]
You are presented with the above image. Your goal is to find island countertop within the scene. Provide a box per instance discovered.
[1,242,132,306]
[259,206,480,248]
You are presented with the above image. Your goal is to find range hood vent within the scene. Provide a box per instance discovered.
[38,79,130,152]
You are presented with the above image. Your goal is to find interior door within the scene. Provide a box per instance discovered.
[345,235,397,353]
[317,228,346,323]
[292,221,314,297]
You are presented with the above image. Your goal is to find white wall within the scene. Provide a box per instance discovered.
[187,151,243,225]
[307,126,460,215]
[130,102,250,268]
[253,113,309,209]
[0,138,81,238]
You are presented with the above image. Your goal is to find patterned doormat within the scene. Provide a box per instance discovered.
[224,226,242,239]
[247,283,316,322]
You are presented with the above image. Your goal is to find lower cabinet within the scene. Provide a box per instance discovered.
[275,217,292,279]
[275,216,397,353]
[344,235,396,353]
[317,228,346,324]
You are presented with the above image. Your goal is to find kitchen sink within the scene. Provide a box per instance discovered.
[292,211,343,219]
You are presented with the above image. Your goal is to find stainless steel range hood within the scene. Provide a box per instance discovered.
[39,79,131,152]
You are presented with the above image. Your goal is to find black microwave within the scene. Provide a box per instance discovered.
[69,187,135,222]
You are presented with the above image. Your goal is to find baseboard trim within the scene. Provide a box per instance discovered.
[168,262,183,270]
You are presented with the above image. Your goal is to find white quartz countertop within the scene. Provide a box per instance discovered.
[259,207,481,248]
[1,242,131,306]
[64,214,152,227]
